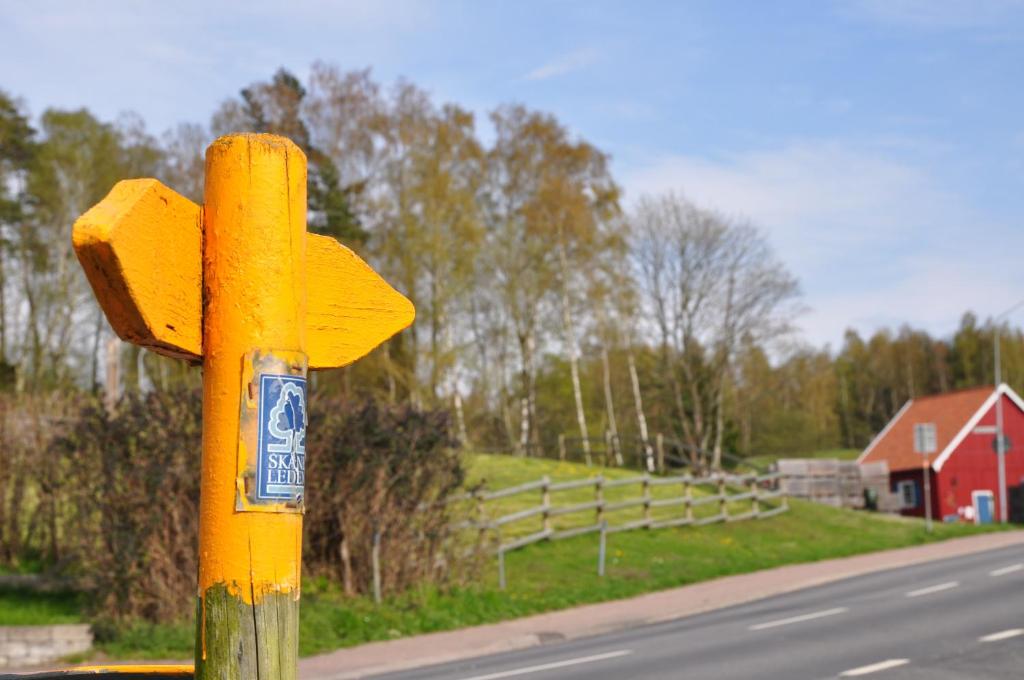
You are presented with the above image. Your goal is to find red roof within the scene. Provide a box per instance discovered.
[858,386,994,472]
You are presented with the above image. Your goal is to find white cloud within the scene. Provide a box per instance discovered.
[620,139,1024,348]
[524,48,599,81]
[622,140,960,268]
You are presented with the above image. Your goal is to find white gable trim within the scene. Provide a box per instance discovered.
[933,384,1024,472]
[857,399,913,464]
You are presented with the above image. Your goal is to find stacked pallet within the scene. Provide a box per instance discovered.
[859,461,902,512]
[778,459,898,510]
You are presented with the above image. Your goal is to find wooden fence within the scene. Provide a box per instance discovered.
[449,471,787,555]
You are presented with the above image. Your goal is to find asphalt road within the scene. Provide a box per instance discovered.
[371,542,1024,680]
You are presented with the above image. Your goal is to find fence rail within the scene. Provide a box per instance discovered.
[452,471,787,554]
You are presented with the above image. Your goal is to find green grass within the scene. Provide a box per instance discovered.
[466,452,641,487]
[0,586,83,625]
[90,620,195,660]
[8,451,1011,661]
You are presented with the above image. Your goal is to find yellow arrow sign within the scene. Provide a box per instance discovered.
[73,178,203,359]
[73,178,414,368]
[71,134,414,680]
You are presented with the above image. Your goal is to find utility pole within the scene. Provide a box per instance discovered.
[993,298,1024,524]
[995,333,1006,523]
[913,423,935,532]
[922,455,932,532]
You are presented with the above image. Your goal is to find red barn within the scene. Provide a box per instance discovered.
[857,384,1024,523]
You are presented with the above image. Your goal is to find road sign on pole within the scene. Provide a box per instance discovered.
[72,134,415,680]
[912,423,935,532]
[991,434,1012,455]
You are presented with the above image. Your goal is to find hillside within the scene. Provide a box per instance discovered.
[4,451,1006,660]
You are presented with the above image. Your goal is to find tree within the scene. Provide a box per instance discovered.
[160,123,207,203]
[24,109,127,391]
[212,67,366,245]
[481,105,620,454]
[0,91,36,385]
[631,193,798,469]
[371,83,485,408]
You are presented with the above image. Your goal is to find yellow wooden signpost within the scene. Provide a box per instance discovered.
[72,134,414,680]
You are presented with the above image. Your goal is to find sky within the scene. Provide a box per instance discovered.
[2,0,1023,351]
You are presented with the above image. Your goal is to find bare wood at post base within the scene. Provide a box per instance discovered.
[72,133,414,680]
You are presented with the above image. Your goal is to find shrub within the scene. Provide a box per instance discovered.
[42,388,465,622]
[52,389,202,622]
[0,393,78,570]
[303,399,467,597]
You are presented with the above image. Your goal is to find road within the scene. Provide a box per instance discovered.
[371,542,1024,679]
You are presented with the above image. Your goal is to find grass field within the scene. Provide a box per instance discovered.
[2,451,1009,661]
[0,587,82,626]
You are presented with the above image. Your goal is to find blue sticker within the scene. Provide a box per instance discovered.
[256,373,307,502]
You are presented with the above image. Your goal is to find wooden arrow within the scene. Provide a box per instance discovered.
[73,178,414,368]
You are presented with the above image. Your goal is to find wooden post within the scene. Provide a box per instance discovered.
[751,476,760,518]
[558,433,567,461]
[684,476,693,523]
[371,527,383,605]
[71,133,415,680]
[541,475,551,533]
[718,474,728,520]
[655,433,665,474]
[475,490,488,549]
[642,474,651,526]
[197,136,309,680]
[595,475,605,526]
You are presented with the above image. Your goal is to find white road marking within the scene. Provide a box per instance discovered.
[454,650,632,680]
[905,581,958,598]
[990,563,1023,577]
[748,607,848,631]
[980,628,1024,642]
[839,659,910,676]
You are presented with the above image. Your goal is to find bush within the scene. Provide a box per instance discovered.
[0,393,76,569]
[52,389,202,622]
[303,399,467,597]
[40,388,465,622]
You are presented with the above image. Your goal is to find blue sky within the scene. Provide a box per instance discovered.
[3,0,1023,349]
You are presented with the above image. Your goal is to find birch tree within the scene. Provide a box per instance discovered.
[374,85,484,407]
[0,92,35,386]
[483,105,619,454]
[25,110,151,391]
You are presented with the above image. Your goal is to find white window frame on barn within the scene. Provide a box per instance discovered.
[913,422,937,454]
[896,480,919,509]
